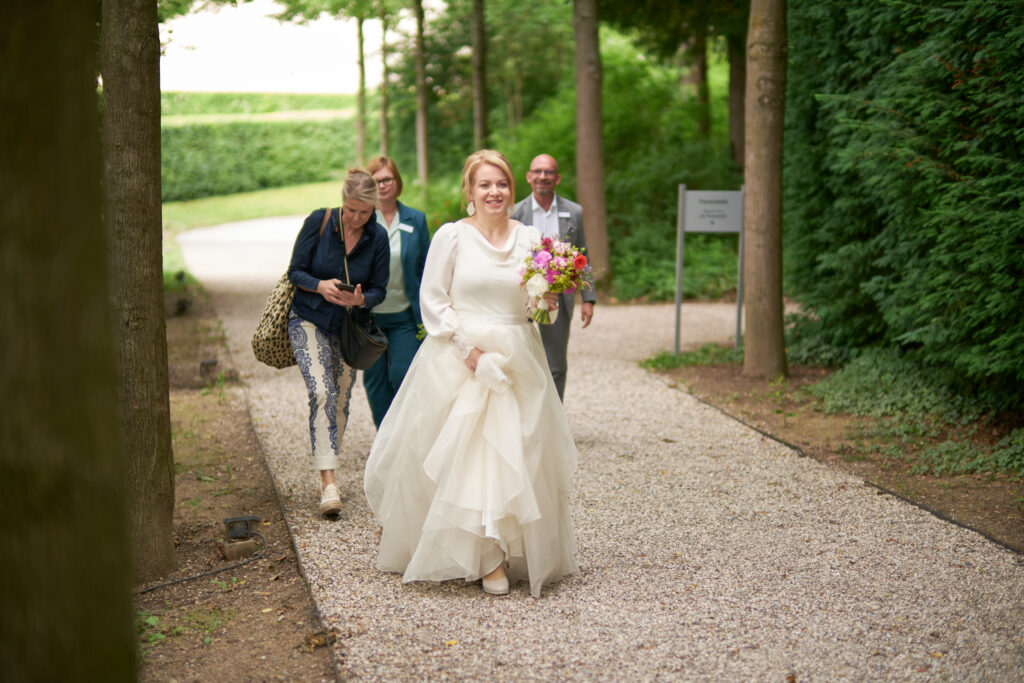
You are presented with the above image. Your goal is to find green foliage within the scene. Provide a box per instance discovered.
[495,30,742,300]
[785,0,1024,408]
[808,348,1024,477]
[915,429,1024,477]
[809,349,982,423]
[383,0,573,176]
[643,342,743,370]
[161,118,356,201]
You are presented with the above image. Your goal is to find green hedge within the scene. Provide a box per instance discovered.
[161,92,354,116]
[784,0,1024,407]
[162,118,357,201]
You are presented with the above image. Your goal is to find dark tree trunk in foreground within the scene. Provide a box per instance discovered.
[574,0,611,285]
[102,0,177,580]
[472,0,488,150]
[1,2,133,679]
[742,0,788,378]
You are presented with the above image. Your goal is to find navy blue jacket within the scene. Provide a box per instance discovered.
[394,201,431,326]
[288,207,390,336]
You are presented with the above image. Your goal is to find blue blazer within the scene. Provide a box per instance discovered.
[394,201,431,326]
[288,207,390,335]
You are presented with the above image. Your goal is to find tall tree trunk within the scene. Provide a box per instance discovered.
[727,30,746,169]
[356,15,367,166]
[471,0,487,149]
[102,0,177,579]
[687,26,711,138]
[574,0,611,286]
[2,2,133,679]
[742,0,788,378]
[413,0,429,193]
[379,11,390,156]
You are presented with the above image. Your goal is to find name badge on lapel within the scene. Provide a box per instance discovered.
[558,212,571,218]
[399,222,415,233]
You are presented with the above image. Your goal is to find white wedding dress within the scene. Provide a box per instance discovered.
[363,220,578,597]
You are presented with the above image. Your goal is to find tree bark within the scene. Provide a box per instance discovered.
[2,2,133,679]
[573,0,611,286]
[684,27,711,138]
[471,0,488,150]
[102,0,177,579]
[727,30,746,169]
[379,10,390,156]
[413,0,429,192]
[356,15,367,166]
[742,0,788,378]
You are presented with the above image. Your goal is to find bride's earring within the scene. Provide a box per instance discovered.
[466,201,476,216]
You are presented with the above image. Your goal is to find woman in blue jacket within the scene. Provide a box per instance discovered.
[364,156,431,428]
[288,168,390,516]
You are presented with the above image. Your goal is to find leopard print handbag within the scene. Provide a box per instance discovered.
[251,209,333,369]
[252,272,298,368]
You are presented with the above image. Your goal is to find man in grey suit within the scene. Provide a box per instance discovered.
[511,154,596,401]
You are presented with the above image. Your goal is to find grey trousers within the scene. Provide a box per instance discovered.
[538,291,574,401]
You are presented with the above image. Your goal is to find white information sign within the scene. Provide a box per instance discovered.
[675,185,745,353]
[683,191,744,234]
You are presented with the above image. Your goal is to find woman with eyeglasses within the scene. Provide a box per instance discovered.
[363,156,431,428]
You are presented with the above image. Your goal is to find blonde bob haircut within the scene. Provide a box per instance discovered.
[366,156,404,198]
[461,149,515,212]
[341,168,378,206]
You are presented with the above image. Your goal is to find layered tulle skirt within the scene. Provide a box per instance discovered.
[363,314,577,597]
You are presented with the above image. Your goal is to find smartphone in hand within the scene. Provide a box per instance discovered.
[336,282,357,292]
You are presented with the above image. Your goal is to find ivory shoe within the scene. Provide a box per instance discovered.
[482,574,509,595]
[482,566,509,596]
[319,483,342,516]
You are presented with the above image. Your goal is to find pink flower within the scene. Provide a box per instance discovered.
[545,270,557,284]
[533,251,552,268]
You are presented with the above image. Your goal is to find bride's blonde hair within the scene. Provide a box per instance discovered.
[460,150,515,213]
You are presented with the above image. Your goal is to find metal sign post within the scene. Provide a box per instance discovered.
[675,185,744,354]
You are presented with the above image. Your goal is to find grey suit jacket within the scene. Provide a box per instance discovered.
[511,194,597,304]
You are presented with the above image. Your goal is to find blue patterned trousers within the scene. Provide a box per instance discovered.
[289,313,357,472]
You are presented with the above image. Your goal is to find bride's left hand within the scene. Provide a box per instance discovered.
[542,292,559,311]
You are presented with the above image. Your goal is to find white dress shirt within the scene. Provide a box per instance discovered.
[530,195,561,241]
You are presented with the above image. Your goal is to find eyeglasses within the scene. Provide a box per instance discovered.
[376,177,396,186]
[529,169,558,177]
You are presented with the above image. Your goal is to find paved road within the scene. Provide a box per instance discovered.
[179,217,1024,681]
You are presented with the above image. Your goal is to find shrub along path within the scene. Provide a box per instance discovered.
[180,217,1024,680]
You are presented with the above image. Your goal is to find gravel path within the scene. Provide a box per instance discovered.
[180,217,1024,681]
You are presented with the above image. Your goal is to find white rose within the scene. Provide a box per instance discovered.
[525,273,549,298]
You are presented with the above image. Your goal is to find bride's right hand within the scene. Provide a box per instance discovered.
[465,347,483,372]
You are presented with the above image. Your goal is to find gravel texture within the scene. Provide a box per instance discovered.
[180,217,1024,681]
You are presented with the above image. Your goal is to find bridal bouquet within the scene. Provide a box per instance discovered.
[519,237,590,324]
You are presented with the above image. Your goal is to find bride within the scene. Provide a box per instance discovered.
[363,150,578,597]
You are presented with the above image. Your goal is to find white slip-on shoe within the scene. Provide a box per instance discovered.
[319,483,342,516]
[482,564,509,596]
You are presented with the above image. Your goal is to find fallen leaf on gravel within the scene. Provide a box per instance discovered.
[445,639,458,646]
[302,630,336,652]
[929,651,946,658]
